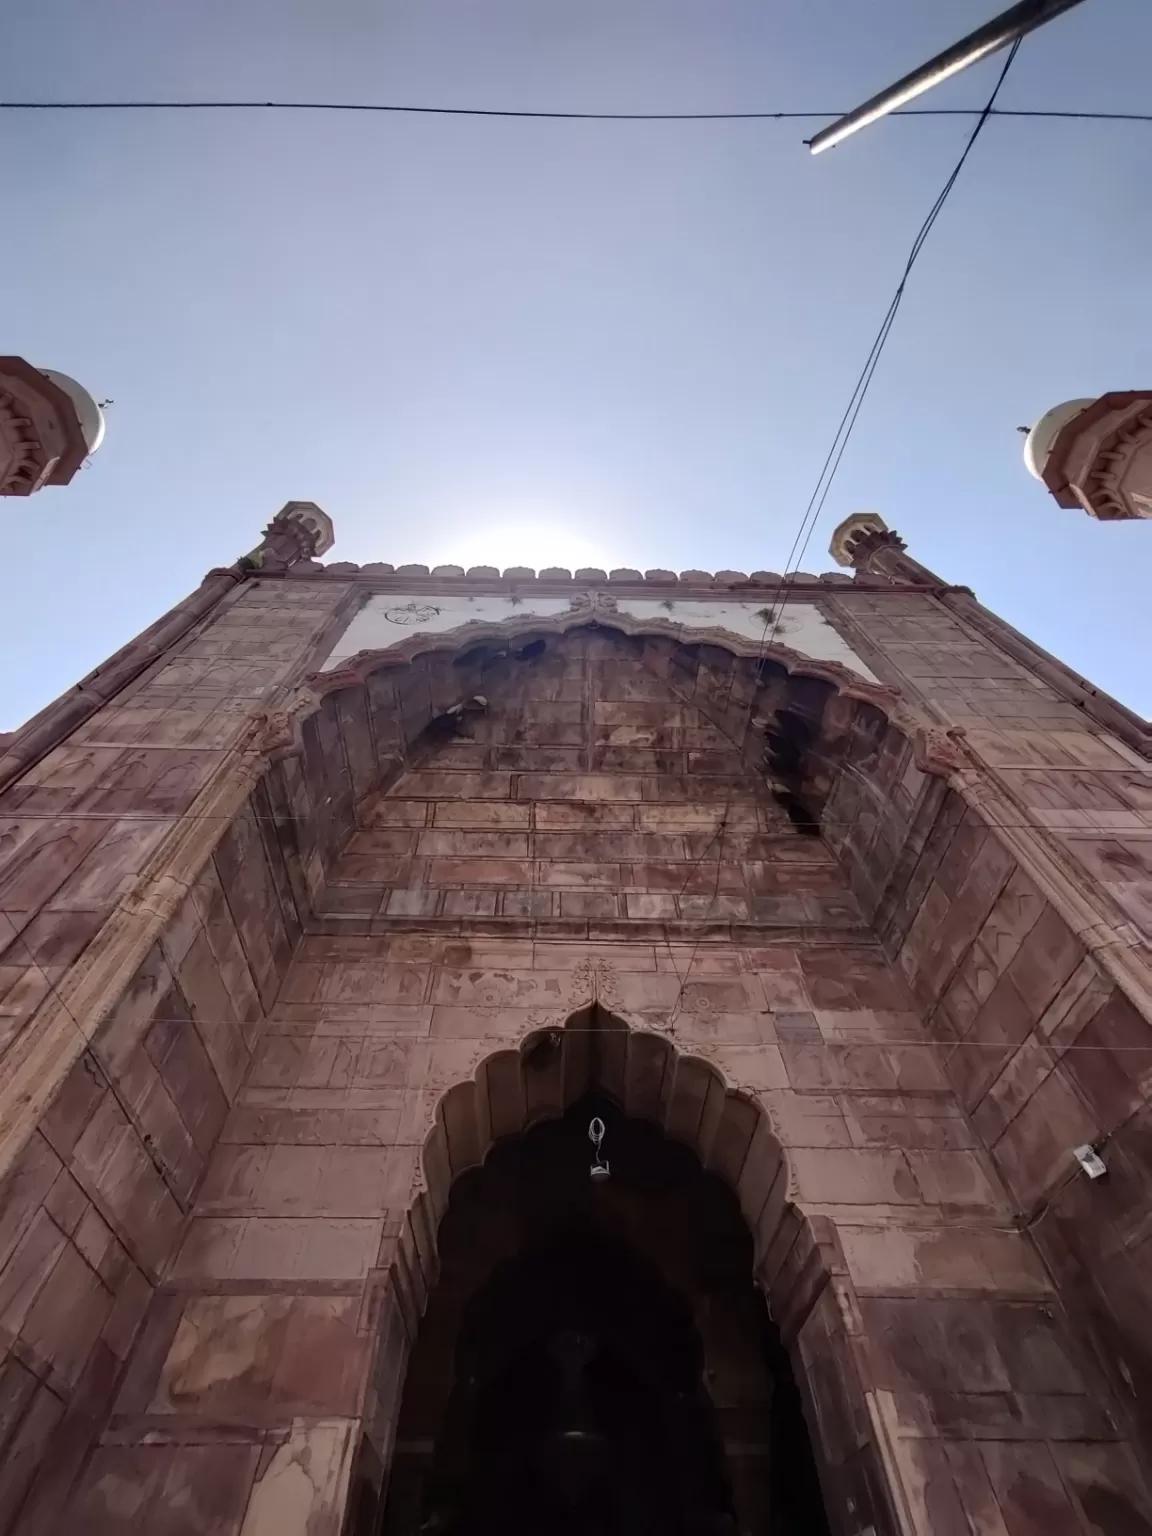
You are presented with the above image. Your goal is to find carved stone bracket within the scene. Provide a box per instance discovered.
[244,689,318,762]
[911,725,969,778]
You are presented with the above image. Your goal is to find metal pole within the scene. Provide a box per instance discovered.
[808,0,1090,155]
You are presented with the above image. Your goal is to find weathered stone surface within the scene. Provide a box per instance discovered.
[0,573,1147,1534]
[238,1417,357,1536]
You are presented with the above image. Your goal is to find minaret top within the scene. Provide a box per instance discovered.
[828,512,891,569]
[242,500,336,571]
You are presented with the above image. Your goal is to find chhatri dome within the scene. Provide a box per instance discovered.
[1021,398,1094,481]
[39,369,106,455]
[0,356,106,496]
[1021,389,1152,520]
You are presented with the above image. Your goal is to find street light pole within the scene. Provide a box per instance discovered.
[808,0,1090,155]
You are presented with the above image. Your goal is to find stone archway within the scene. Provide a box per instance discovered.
[257,613,968,968]
[380,1090,832,1536]
[357,1009,902,1536]
[405,1010,805,1324]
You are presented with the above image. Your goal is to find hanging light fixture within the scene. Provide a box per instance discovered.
[588,1118,611,1182]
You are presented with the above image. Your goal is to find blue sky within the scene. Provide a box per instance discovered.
[2,0,1150,729]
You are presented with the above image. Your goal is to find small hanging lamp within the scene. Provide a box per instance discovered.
[588,1117,610,1183]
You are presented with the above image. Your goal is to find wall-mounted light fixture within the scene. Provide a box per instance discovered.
[1073,1144,1107,1180]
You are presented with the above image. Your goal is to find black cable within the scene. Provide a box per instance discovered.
[0,100,1146,123]
[658,44,1024,1022]
[766,40,1024,634]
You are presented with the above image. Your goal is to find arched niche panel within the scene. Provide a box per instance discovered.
[404,1009,828,1344]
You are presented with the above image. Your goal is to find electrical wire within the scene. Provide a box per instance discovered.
[650,43,1026,1023]
[1,46,1135,1080]
[0,100,1147,124]
[769,40,1024,628]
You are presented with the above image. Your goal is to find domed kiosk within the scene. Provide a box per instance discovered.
[1022,399,1094,483]
[1022,390,1152,521]
[0,356,106,496]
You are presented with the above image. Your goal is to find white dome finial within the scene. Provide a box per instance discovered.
[1022,399,1094,481]
[40,370,106,455]
[0,356,106,494]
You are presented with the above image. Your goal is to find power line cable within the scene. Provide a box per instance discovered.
[766,40,1025,636]
[658,43,1024,1021]
[0,100,1147,123]
[0,46,1123,1046]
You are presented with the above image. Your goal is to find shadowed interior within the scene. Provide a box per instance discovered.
[382,1093,831,1536]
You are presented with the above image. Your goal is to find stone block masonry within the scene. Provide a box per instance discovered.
[0,509,1149,1534]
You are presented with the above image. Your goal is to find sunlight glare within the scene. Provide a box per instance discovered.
[425,515,624,576]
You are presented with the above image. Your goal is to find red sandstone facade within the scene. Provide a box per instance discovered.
[0,505,1150,1534]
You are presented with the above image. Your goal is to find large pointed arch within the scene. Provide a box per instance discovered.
[394,1007,839,1349]
[252,617,964,946]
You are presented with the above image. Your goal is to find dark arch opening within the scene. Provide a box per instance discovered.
[381,1094,831,1536]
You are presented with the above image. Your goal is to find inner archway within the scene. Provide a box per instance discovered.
[382,1093,832,1536]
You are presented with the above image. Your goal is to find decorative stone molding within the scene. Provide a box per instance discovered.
[306,607,899,716]
[1079,403,1152,521]
[910,724,969,777]
[1040,390,1152,521]
[315,590,882,680]
[828,512,895,569]
[247,500,335,570]
[279,558,927,590]
[570,957,621,1006]
[247,691,319,761]
[566,589,619,615]
[399,1008,825,1331]
[0,356,91,495]
[839,526,908,567]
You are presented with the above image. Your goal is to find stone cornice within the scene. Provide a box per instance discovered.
[234,563,966,601]
[218,565,976,611]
